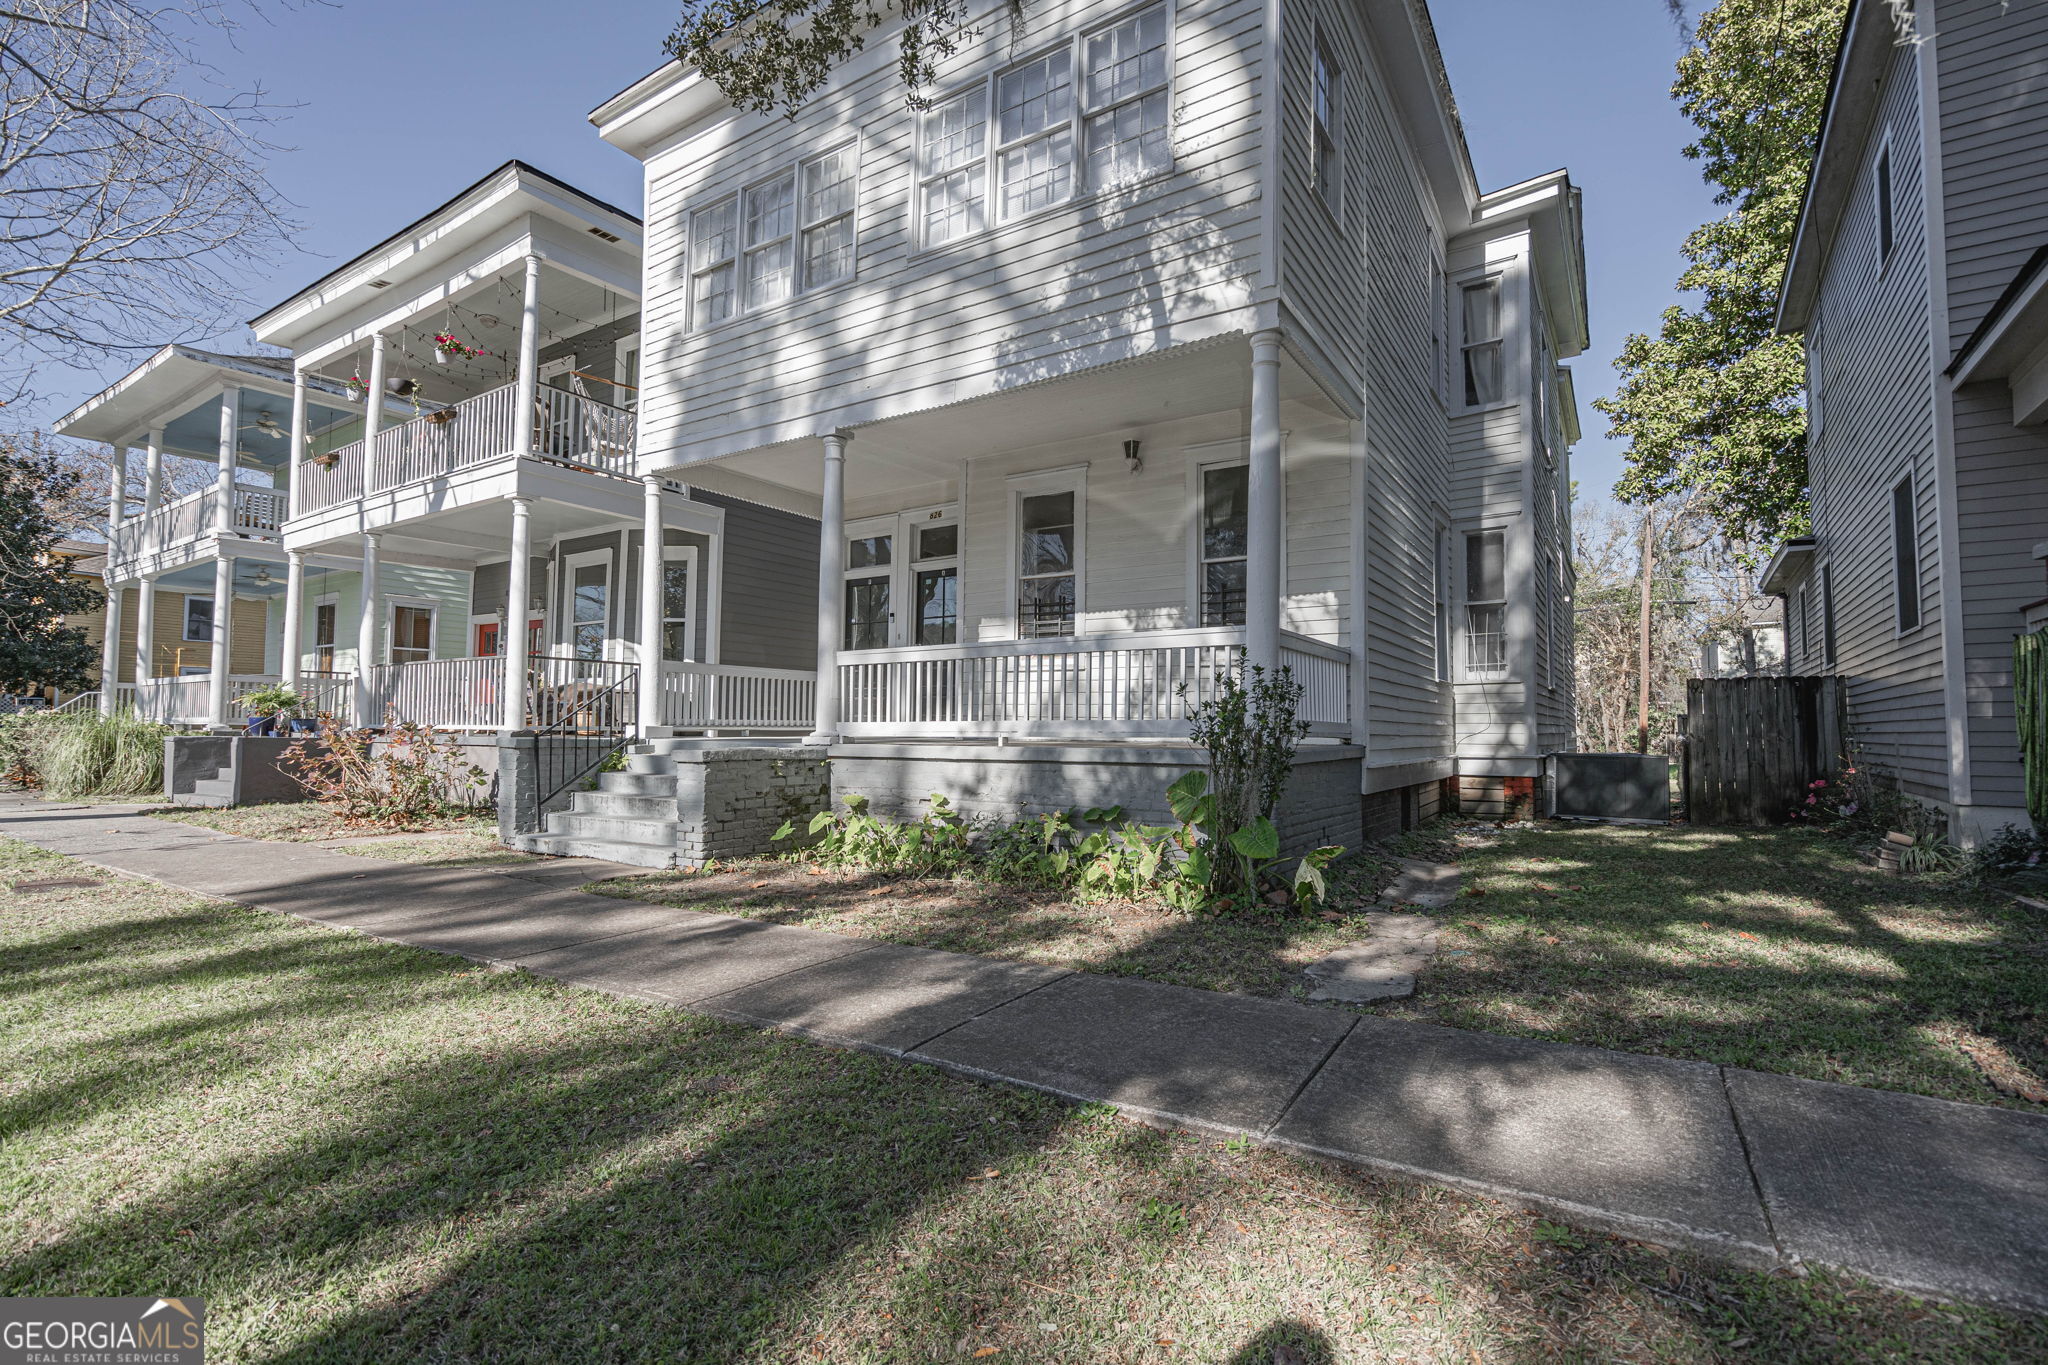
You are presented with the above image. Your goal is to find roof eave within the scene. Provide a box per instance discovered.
[1778,0,1890,334]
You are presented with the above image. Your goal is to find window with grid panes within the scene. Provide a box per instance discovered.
[916,4,1169,249]
[688,145,856,328]
[1465,530,1506,677]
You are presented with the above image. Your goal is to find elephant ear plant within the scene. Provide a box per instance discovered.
[1178,655,1343,913]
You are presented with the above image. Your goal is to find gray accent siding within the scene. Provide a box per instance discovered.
[695,490,819,670]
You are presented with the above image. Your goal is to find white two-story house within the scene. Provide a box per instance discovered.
[1766,0,2048,844]
[564,0,1584,858]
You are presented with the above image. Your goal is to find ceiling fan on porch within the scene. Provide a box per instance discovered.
[239,410,287,440]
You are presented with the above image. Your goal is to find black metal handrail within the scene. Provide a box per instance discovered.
[523,656,639,830]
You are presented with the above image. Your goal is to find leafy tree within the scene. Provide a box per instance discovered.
[667,0,981,116]
[1595,0,1846,548]
[0,432,103,693]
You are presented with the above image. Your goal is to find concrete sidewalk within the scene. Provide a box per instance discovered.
[4,795,2044,1315]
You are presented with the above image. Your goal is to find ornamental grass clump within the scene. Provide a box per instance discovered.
[1,709,170,798]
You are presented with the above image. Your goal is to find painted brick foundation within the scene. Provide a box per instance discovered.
[674,745,832,864]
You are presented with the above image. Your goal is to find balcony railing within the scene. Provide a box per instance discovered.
[107,485,283,565]
[836,627,1351,739]
[659,663,815,730]
[354,655,813,732]
[300,382,636,515]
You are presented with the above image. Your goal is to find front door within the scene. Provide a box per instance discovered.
[571,560,610,660]
[313,601,336,669]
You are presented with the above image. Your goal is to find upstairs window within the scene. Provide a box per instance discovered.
[1819,562,1838,668]
[917,4,1169,249]
[1460,278,1504,407]
[1806,319,1824,444]
[1875,137,1895,265]
[1892,476,1922,632]
[689,144,857,329]
[1465,530,1507,678]
[1311,34,1342,213]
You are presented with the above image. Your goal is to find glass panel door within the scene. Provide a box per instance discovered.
[1199,464,1248,626]
[843,531,892,649]
[913,521,958,645]
[662,556,692,661]
[572,562,609,660]
[313,602,336,670]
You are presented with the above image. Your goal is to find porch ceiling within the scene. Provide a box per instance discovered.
[289,485,671,568]
[664,336,1342,510]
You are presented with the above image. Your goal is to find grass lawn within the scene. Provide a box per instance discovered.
[146,802,495,843]
[592,852,1407,1003]
[4,835,2041,1363]
[1385,823,2048,1110]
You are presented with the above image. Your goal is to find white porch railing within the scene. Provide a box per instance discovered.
[835,627,1352,739]
[299,382,635,515]
[297,670,355,722]
[659,663,815,730]
[365,656,503,729]
[107,484,282,565]
[129,674,278,725]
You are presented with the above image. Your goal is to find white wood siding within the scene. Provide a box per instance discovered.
[635,0,1270,469]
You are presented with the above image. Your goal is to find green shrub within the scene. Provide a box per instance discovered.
[0,709,171,797]
[282,715,489,828]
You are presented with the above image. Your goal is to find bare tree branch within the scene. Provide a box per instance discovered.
[0,0,302,402]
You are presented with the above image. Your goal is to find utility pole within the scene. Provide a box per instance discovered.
[1636,511,1655,753]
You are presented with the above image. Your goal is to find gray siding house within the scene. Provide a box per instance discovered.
[1767,0,2048,843]
[585,0,1588,855]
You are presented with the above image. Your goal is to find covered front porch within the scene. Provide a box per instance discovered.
[667,331,1361,746]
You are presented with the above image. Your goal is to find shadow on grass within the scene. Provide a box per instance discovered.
[5,867,2044,1363]
[1399,823,2048,1105]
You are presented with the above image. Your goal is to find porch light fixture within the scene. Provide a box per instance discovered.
[1123,439,1143,474]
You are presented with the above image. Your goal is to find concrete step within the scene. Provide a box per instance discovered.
[544,811,683,846]
[522,832,680,869]
[598,771,678,797]
[568,790,677,819]
[635,736,808,756]
[625,753,678,775]
[191,775,236,801]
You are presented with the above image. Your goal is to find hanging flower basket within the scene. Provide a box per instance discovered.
[311,452,339,469]
[342,375,368,403]
[433,333,486,363]
[387,377,420,399]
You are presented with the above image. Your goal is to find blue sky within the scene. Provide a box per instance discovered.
[45,0,1723,503]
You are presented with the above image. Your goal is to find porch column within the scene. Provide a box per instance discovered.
[806,431,848,745]
[108,444,128,531]
[502,497,534,731]
[214,388,238,534]
[286,366,309,521]
[135,576,156,686]
[637,475,664,736]
[362,334,388,486]
[512,253,543,456]
[281,550,306,691]
[207,553,235,729]
[1246,328,1284,675]
[98,578,124,715]
[142,428,164,514]
[355,533,381,727]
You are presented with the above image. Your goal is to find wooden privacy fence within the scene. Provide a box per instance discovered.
[1682,676,1846,826]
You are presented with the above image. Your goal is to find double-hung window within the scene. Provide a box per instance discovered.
[389,604,434,665]
[1432,524,1451,681]
[1892,476,1921,632]
[1464,530,1507,678]
[182,595,213,643]
[1460,278,1504,407]
[1310,34,1342,212]
[1015,480,1080,638]
[917,4,1169,249]
[1429,257,1448,404]
[689,144,856,328]
[1819,563,1838,668]
[1198,463,1249,626]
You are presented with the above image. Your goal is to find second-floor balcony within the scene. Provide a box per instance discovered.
[299,382,635,516]
[107,482,287,570]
